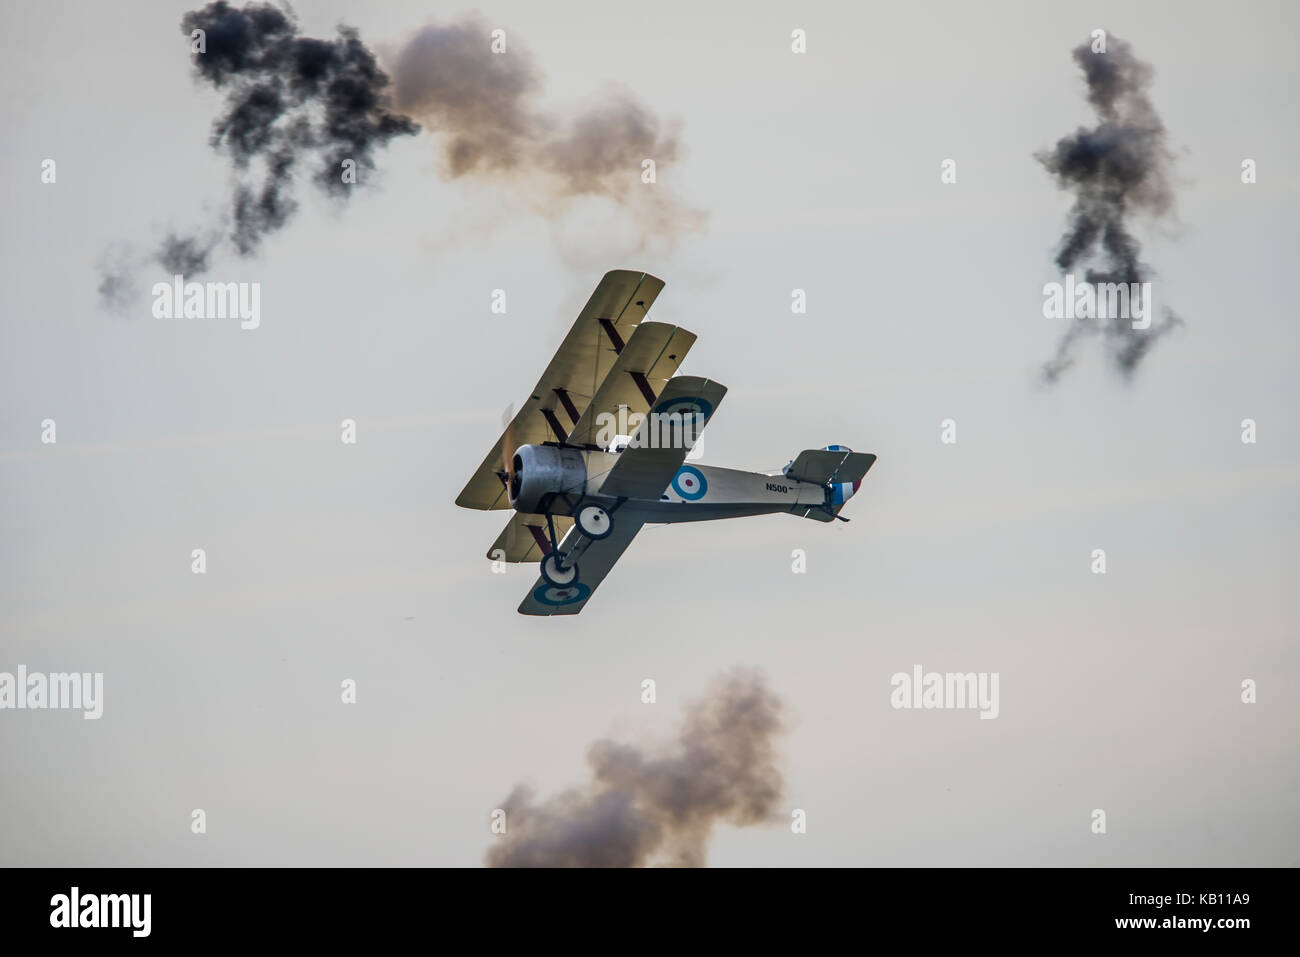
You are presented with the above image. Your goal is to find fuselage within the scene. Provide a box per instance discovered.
[579,451,825,523]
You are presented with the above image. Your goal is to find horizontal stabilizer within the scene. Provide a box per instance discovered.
[785,449,876,486]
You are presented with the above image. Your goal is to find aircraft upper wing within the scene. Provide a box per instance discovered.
[487,512,573,563]
[456,270,668,511]
[594,376,728,501]
[517,513,646,616]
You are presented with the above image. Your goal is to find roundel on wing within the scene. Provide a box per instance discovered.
[534,582,592,606]
[652,395,713,420]
[672,465,708,500]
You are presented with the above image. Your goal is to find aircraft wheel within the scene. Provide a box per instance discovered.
[575,503,613,540]
[540,553,579,587]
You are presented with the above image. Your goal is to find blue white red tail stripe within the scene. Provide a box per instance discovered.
[825,445,862,506]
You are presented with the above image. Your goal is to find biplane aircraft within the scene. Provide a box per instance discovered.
[455,269,877,616]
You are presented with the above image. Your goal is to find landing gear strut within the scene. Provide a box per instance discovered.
[538,512,579,585]
[540,552,579,586]
[538,499,620,585]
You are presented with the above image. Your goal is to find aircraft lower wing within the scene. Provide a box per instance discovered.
[487,512,573,563]
[517,514,645,616]
[596,376,728,500]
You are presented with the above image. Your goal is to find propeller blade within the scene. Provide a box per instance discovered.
[501,403,517,549]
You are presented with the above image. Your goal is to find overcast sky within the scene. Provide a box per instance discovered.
[2,0,1297,866]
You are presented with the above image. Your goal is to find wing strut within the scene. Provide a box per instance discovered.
[541,409,569,444]
[628,371,657,406]
[597,318,625,353]
[554,388,582,424]
[455,270,672,510]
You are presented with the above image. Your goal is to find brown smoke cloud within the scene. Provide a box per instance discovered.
[388,20,705,257]
[485,670,785,868]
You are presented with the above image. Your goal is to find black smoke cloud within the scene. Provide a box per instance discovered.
[388,19,704,253]
[485,671,785,868]
[183,0,416,255]
[99,1,415,304]
[1037,36,1182,382]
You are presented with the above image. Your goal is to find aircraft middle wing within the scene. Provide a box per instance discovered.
[517,513,646,616]
[594,376,728,501]
[564,322,696,448]
[456,270,669,511]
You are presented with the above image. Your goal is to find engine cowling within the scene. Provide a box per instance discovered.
[510,444,587,513]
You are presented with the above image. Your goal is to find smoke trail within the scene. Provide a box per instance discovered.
[99,7,701,309]
[388,19,704,256]
[96,244,143,312]
[1037,36,1182,382]
[485,670,785,867]
[98,231,223,310]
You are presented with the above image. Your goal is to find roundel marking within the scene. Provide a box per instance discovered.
[672,465,708,500]
[534,582,592,606]
[652,395,713,420]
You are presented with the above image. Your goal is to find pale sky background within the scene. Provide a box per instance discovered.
[2,0,1297,866]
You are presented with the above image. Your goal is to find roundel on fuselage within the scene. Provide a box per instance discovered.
[671,465,708,500]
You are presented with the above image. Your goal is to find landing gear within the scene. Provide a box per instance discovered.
[537,500,619,586]
[575,503,613,540]
[540,553,579,586]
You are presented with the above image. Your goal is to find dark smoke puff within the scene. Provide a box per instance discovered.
[230,148,298,255]
[178,1,417,256]
[211,82,288,163]
[99,2,415,307]
[1039,121,1174,247]
[1073,38,1153,119]
[288,29,420,194]
[183,1,296,83]
[156,232,219,275]
[1036,36,1180,382]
